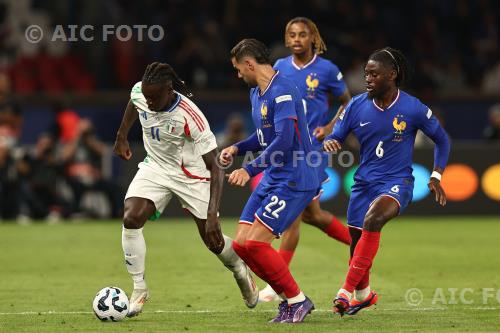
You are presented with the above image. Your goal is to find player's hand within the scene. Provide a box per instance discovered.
[323,139,342,153]
[313,124,332,141]
[227,168,250,187]
[205,216,224,253]
[428,178,447,206]
[219,146,238,166]
[113,139,132,160]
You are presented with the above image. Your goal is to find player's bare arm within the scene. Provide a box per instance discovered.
[428,166,447,206]
[202,148,225,252]
[219,145,238,166]
[314,90,351,140]
[114,99,138,160]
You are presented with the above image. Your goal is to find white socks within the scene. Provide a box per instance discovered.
[354,286,371,301]
[287,291,306,305]
[122,227,147,290]
[216,234,245,274]
[338,288,352,301]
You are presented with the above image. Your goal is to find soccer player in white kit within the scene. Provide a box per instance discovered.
[113,62,258,317]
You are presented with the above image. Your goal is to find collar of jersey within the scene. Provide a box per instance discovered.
[259,71,279,96]
[372,89,400,111]
[160,93,181,113]
[291,54,317,70]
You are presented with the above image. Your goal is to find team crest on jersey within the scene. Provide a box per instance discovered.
[306,73,319,98]
[140,111,148,120]
[260,101,272,128]
[166,118,176,133]
[392,114,406,142]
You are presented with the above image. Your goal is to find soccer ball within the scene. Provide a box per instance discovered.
[92,286,129,321]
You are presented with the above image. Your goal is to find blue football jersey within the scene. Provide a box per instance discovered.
[274,55,347,149]
[249,71,319,191]
[329,90,441,183]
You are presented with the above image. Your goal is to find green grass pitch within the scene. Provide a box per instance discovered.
[1,217,499,332]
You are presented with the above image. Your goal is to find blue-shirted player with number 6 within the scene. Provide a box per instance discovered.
[220,38,319,323]
[324,47,451,316]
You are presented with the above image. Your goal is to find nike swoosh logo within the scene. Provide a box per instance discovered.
[262,212,275,219]
[360,122,371,127]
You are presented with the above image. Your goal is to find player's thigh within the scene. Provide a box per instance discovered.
[363,180,413,230]
[372,180,414,216]
[124,168,173,225]
[254,186,317,238]
[123,197,157,228]
[125,168,173,214]
[169,179,210,220]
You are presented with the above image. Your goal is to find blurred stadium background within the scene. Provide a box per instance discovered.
[0,0,499,221]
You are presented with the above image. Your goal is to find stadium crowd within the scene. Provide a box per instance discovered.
[0,0,499,97]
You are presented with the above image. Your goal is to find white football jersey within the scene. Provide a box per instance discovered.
[130,81,217,181]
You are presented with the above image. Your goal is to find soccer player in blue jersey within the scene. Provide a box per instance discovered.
[324,47,451,316]
[259,17,352,302]
[220,38,318,323]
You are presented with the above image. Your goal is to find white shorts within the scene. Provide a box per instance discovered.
[125,167,210,219]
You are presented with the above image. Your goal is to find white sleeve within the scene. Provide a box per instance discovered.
[180,100,217,156]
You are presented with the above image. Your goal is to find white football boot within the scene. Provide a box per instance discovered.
[234,264,259,308]
[127,289,150,317]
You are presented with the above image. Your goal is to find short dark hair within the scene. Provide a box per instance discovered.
[368,47,411,87]
[230,39,271,65]
[142,62,192,97]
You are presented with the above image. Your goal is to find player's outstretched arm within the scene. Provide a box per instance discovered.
[428,166,447,206]
[202,148,225,252]
[426,126,451,207]
[114,100,138,161]
[314,90,351,141]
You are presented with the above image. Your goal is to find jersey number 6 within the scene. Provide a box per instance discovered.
[376,141,384,158]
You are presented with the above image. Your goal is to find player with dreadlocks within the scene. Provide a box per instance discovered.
[323,47,451,316]
[114,62,258,317]
[259,17,353,303]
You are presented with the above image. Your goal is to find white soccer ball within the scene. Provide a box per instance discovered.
[92,286,129,321]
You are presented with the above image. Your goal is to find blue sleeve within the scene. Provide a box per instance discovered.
[415,102,451,169]
[325,98,354,143]
[427,126,451,170]
[273,91,297,123]
[243,118,294,177]
[234,132,260,155]
[327,62,347,98]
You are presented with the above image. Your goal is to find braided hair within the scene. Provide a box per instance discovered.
[368,47,411,87]
[285,17,327,55]
[142,62,193,97]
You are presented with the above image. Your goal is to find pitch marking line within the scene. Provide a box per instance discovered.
[0,307,497,315]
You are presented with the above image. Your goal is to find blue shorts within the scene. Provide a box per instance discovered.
[347,179,414,229]
[239,182,318,237]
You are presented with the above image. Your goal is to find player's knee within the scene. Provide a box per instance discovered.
[302,209,321,226]
[123,211,146,229]
[363,213,387,231]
